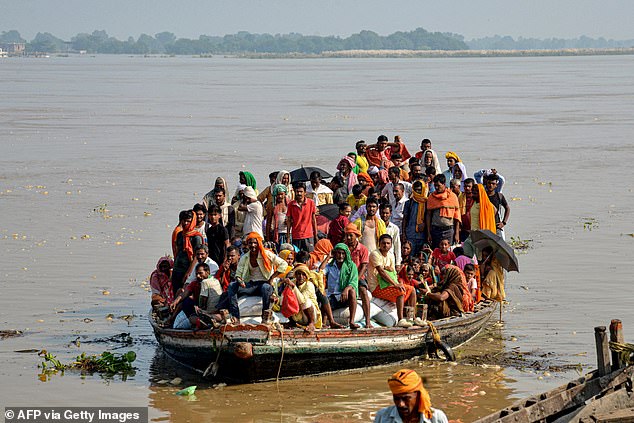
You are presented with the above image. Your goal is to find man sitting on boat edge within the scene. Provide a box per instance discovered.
[224,232,288,324]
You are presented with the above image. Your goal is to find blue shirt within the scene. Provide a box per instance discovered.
[324,262,342,298]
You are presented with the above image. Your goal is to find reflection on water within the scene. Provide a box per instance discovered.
[147,326,516,422]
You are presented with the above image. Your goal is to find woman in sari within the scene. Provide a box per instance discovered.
[172,210,204,296]
[423,264,473,319]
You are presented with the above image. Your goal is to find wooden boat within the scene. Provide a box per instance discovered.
[150,300,497,384]
[473,365,634,423]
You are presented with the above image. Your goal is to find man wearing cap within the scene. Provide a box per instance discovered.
[344,223,373,328]
[374,369,448,423]
[238,186,264,238]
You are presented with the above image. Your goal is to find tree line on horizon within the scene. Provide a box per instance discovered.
[1,29,632,55]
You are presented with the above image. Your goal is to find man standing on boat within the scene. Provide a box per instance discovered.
[375,369,448,423]
[484,173,510,240]
[238,187,264,238]
[287,181,318,252]
[225,232,288,323]
[344,223,373,328]
[425,174,461,248]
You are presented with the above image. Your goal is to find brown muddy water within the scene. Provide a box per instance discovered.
[1,55,633,421]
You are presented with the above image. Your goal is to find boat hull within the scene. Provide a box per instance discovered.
[151,301,497,383]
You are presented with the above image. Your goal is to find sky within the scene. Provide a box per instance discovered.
[2,0,634,42]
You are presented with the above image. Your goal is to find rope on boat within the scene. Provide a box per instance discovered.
[427,321,442,344]
[609,341,634,365]
[274,322,285,382]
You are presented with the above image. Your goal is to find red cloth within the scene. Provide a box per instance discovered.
[328,215,349,245]
[432,249,456,269]
[348,241,369,269]
[287,198,316,239]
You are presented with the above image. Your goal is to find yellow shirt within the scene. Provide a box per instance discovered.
[356,155,369,174]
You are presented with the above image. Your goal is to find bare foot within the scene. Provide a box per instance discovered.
[365,320,374,328]
[349,322,360,330]
[329,321,344,329]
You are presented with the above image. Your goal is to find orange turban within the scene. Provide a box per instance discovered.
[245,232,272,272]
[357,172,374,187]
[388,369,432,419]
[344,222,361,237]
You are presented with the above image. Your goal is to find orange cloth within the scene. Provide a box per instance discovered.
[388,369,433,419]
[426,190,461,222]
[372,284,414,303]
[182,218,200,261]
[476,184,497,233]
[391,142,412,161]
[344,222,361,237]
[171,225,182,257]
[357,172,374,187]
[309,239,333,269]
[245,232,272,272]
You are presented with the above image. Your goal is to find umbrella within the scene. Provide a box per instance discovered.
[290,166,333,183]
[317,204,339,221]
[470,229,520,272]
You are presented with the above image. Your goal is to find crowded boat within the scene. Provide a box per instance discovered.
[150,135,510,333]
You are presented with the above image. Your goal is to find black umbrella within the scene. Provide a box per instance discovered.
[290,166,333,183]
[470,229,520,272]
[317,204,340,221]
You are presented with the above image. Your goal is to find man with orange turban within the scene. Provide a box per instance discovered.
[374,369,448,423]
[226,232,288,323]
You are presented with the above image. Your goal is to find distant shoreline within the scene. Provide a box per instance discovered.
[236,47,634,59]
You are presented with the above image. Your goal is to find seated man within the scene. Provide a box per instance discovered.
[368,234,416,328]
[281,264,322,334]
[225,232,288,323]
[184,245,219,286]
[324,243,360,329]
[168,263,209,329]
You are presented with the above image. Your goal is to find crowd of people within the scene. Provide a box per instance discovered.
[150,135,510,332]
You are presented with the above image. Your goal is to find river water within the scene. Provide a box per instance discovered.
[1,55,633,422]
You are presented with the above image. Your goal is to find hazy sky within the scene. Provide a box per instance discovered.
[3,0,634,41]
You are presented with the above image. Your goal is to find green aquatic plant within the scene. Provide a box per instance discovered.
[581,217,598,231]
[38,350,136,378]
[509,236,532,251]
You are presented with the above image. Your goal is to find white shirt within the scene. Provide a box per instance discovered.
[390,196,408,232]
[384,221,402,266]
[382,181,413,206]
[243,201,264,237]
[185,257,219,285]
[374,406,448,423]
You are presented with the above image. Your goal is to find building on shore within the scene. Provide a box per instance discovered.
[0,43,26,56]
[0,47,8,58]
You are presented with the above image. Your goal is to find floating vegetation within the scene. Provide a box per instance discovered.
[93,203,109,214]
[0,329,23,339]
[509,236,533,252]
[38,349,137,379]
[581,217,599,231]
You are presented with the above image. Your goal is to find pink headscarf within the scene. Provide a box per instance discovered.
[338,156,358,192]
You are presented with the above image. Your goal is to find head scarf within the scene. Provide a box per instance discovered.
[150,256,174,304]
[426,189,461,221]
[243,186,257,200]
[309,239,333,269]
[377,169,389,185]
[357,172,374,188]
[292,263,311,282]
[278,249,294,277]
[214,177,227,193]
[387,369,433,419]
[452,162,467,184]
[440,265,473,313]
[347,152,360,174]
[272,184,288,197]
[338,156,359,192]
[344,222,361,237]
[423,149,442,175]
[240,171,257,190]
[245,232,272,272]
[331,243,359,294]
[275,170,292,190]
[445,151,461,163]
[476,184,497,233]
[182,214,201,261]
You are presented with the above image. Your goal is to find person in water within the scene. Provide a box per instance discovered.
[374,369,448,423]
